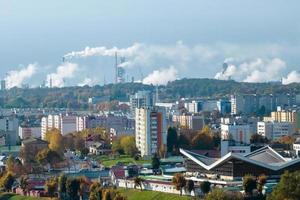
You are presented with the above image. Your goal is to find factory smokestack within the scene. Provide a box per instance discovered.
[115,52,118,84]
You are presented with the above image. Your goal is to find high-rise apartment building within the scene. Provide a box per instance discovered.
[130,91,154,116]
[135,107,167,157]
[41,114,76,139]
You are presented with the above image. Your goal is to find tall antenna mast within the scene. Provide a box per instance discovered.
[115,52,118,84]
[49,75,53,88]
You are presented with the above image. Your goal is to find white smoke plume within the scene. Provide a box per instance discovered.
[63,41,219,70]
[282,71,300,85]
[78,78,98,86]
[142,66,178,85]
[5,63,37,89]
[47,62,78,87]
[215,58,286,83]
[64,43,141,59]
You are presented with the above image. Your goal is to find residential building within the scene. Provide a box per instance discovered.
[172,114,204,131]
[221,123,252,144]
[202,100,218,112]
[217,99,231,115]
[130,90,154,116]
[19,125,41,140]
[21,138,48,164]
[220,140,251,157]
[41,114,77,139]
[135,107,167,157]
[89,141,111,155]
[231,94,259,115]
[76,114,135,132]
[0,116,19,146]
[184,101,202,113]
[257,121,294,141]
[266,110,300,130]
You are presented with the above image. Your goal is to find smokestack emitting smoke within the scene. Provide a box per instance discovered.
[5,63,37,89]
[64,44,141,59]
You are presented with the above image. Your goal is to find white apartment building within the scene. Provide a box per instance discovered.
[41,114,76,139]
[220,140,251,157]
[257,121,294,141]
[76,114,135,132]
[221,123,251,144]
[135,107,167,157]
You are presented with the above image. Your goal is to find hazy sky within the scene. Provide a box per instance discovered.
[0,0,299,87]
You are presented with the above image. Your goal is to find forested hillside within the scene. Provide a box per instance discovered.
[0,79,299,109]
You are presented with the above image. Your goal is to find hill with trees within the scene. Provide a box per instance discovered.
[0,78,300,109]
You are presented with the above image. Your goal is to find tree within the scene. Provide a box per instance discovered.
[152,153,160,174]
[120,136,138,156]
[80,147,89,157]
[63,134,75,151]
[46,128,64,155]
[112,139,123,154]
[66,178,80,200]
[278,135,296,149]
[78,176,89,200]
[204,189,243,200]
[243,175,257,196]
[89,182,102,200]
[267,171,300,200]
[0,172,15,192]
[250,134,269,144]
[113,193,127,200]
[167,127,178,153]
[20,175,29,196]
[200,181,211,194]
[172,173,186,196]
[177,134,191,149]
[191,131,214,150]
[74,136,85,152]
[134,177,144,191]
[36,148,62,169]
[6,155,15,173]
[257,174,267,195]
[186,180,194,194]
[58,174,67,200]
[45,177,58,199]
[102,189,114,200]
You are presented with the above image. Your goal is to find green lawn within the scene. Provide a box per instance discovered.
[0,193,51,200]
[95,155,150,167]
[118,189,194,200]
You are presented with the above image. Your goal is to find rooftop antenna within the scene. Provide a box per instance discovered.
[156,85,159,103]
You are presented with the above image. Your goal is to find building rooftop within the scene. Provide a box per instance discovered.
[180,145,300,171]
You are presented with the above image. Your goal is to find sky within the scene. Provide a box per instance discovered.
[0,0,300,88]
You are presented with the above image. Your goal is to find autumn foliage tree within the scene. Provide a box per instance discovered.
[192,126,214,150]
[172,173,186,196]
[46,128,64,155]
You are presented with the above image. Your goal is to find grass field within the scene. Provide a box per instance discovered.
[96,155,150,167]
[0,193,52,200]
[118,188,194,200]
